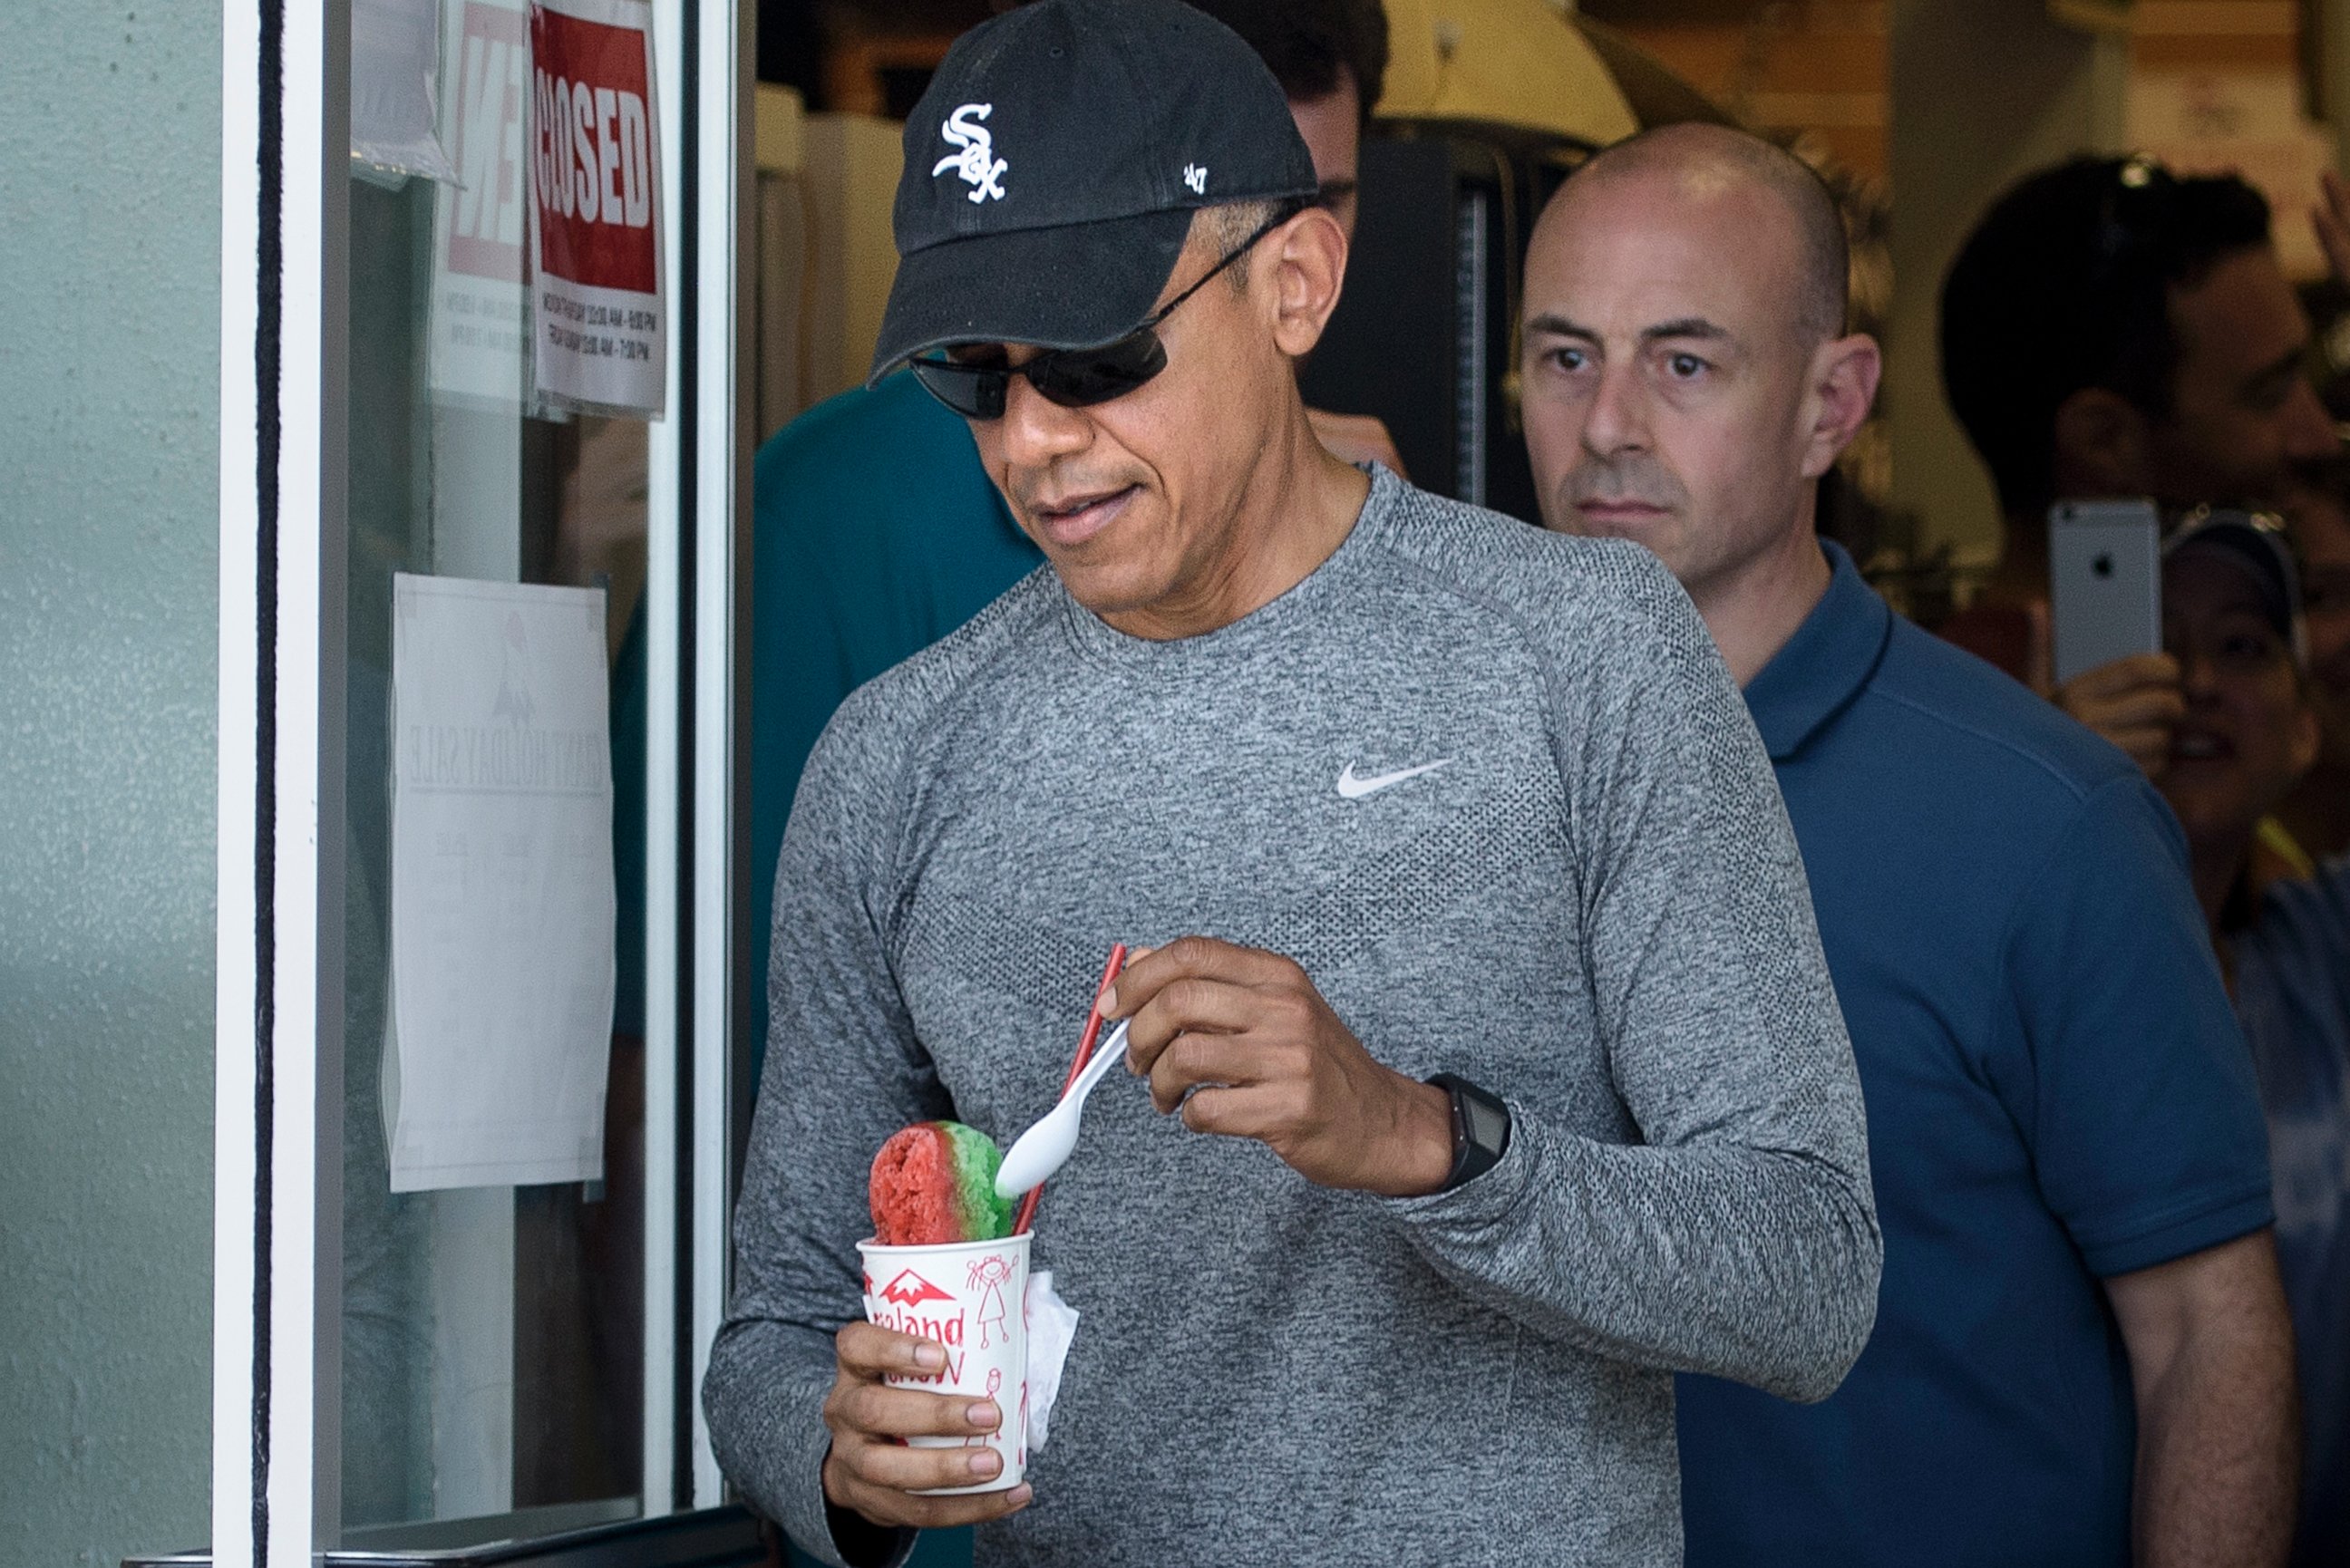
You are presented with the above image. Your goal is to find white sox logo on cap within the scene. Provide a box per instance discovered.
[933,103,1008,204]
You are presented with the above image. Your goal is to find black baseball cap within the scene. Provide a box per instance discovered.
[866,0,1321,385]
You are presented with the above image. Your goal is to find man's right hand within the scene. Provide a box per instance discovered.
[2054,652,2185,778]
[821,1321,1034,1531]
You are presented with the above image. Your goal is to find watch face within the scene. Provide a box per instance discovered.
[1463,1095,1509,1155]
[1431,1073,1509,1183]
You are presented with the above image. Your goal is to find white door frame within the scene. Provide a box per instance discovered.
[215,0,348,1558]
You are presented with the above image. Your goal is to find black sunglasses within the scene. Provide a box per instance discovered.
[908,203,1302,421]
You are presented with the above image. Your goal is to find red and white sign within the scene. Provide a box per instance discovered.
[430,0,532,405]
[528,0,665,416]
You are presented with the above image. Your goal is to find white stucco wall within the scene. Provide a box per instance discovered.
[0,2,219,1562]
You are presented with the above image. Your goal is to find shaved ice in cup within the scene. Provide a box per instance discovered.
[860,1123,1029,1491]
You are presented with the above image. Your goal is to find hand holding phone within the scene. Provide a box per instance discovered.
[2052,651,2185,778]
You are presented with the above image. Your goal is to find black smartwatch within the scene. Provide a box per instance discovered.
[1427,1072,1511,1191]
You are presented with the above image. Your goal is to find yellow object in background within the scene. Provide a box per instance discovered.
[1377,0,1640,146]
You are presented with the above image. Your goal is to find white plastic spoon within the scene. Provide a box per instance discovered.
[994,1018,1134,1200]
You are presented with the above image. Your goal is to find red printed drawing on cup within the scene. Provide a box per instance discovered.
[879,1269,955,1309]
[869,1269,969,1384]
[968,1254,1014,1350]
[964,1369,1003,1447]
[529,5,655,293]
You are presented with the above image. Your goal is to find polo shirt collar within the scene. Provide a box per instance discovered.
[1743,538,1892,762]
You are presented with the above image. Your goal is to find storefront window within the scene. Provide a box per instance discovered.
[336,7,656,1533]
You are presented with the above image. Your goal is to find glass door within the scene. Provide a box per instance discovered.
[336,169,651,1538]
[212,0,746,1558]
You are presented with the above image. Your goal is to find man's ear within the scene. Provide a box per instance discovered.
[1800,333,1883,480]
[1266,205,1349,359]
[2052,386,2156,496]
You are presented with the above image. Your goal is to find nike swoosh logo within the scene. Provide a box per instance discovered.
[1336,760,1454,799]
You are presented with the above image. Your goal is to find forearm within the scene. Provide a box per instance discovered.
[1390,1106,1882,1399]
[2111,1231,2298,1568]
[2130,1313,2297,1567]
[705,1318,869,1564]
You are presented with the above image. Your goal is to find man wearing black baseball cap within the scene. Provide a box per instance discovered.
[706,4,1879,1564]
[707,2,1395,1133]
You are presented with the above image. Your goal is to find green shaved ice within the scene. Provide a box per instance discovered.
[938,1120,1015,1239]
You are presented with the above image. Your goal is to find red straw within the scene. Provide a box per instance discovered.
[1014,943,1127,1234]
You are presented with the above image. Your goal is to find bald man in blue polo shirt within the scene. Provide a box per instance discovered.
[1521,123,2299,1565]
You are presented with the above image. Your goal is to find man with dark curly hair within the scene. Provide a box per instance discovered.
[1937,158,2337,735]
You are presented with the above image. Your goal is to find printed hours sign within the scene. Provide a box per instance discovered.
[527,0,665,416]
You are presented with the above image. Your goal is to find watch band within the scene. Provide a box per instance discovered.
[1427,1072,1511,1192]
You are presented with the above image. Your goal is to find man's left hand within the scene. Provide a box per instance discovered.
[1102,936,1455,1198]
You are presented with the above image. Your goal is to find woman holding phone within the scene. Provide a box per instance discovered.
[2111,510,2350,1565]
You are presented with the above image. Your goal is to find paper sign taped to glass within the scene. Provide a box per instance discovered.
[429,0,532,407]
[385,573,617,1192]
[352,0,461,184]
[527,0,666,418]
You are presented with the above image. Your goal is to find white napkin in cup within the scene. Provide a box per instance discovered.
[1021,1270,1080,1450]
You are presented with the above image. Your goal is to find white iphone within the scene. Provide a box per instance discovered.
[2048,499,2161,686]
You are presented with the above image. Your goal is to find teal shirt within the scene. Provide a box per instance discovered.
[612,373,1041,1060]
[745,376,1042,1055]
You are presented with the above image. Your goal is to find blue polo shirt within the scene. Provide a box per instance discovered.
[1676,542,2274,1566]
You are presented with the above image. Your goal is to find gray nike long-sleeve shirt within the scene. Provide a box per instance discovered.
[704,468,1880,1567]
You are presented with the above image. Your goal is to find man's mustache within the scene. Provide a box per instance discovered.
[1007,463,1151,518]
[1563,455,1685,513]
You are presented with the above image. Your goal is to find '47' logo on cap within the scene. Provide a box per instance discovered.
[933,103,1008,204]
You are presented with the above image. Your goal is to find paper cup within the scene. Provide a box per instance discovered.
[857,1233,1030,1494]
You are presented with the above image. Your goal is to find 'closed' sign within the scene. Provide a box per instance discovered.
[528,0,664,417]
